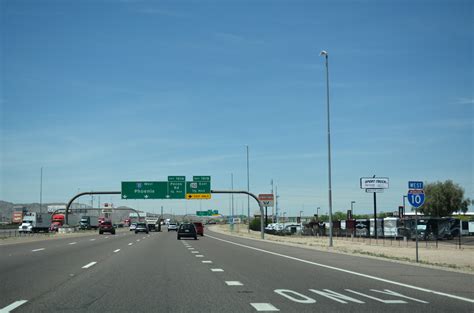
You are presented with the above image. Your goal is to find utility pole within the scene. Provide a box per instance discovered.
[275,185,279,223]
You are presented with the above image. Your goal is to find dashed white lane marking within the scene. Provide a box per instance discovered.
[143,237,146,239]
[225,281,243,286]
[90,239,96,241]
[32,248,45,252]
[0,300,28,313]
[210,268,224,272]
[68,242,77,245]
[128,243,133,246]
[105,237,109,239]
[136,239,140,242]
[188,248,194,250]
[250,303,279,311]
[202,261,213,264]
[82,262,97,269]
[191,251,199,253]
[114,249,121,253]
[207,234,474,304]
[195,255,204,258]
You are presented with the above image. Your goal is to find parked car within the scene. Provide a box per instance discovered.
[135,223,149,234]
[99,221,116,235]
[177,223,197,240]
[168,223,178,231]
[129,223,137,231]
[193,222,204,236]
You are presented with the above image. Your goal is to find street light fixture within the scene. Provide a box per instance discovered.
[320,49,333,247]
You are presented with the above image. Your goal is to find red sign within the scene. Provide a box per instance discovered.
[258,194,274,201]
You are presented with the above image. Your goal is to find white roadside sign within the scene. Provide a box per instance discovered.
[360,177,390,189]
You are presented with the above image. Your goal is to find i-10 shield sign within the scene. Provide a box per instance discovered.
[407,189,425,208]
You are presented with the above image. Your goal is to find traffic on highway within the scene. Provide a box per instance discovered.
[1,221,473,312]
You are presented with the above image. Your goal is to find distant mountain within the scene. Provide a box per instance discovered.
[0,201,135,222]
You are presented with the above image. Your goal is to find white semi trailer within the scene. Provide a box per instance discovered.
[19,212,50,233]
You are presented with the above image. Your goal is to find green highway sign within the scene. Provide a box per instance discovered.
[168,181,186,199]
[168,176,185,182]
[122,176,211,200]
[193,176,211,182]
[196,210,219,216]
[186,181,211,193]
[121,181,168,199]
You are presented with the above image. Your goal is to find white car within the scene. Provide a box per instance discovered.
[168,223,178,231]
[129,223,137,231]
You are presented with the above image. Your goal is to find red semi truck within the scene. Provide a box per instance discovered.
[49,214,80,231]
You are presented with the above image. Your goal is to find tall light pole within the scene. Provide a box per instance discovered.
[317,207,320,218]
[320,50,333,247]
[246,145,250,233]
[351,201,356,218]
[39,167,43,213]
[299,210,303,225]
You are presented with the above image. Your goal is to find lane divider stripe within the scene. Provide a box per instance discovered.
[0,300,28,313]
[82,262,97,269]
[206,234,474,304]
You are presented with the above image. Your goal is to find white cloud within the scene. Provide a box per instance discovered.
[451,97,474,105]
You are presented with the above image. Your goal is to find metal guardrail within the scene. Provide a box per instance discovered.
[0,229,55,239]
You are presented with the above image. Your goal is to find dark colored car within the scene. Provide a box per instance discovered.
[193,222,204,236]
[177,223,197,240]
[135,223,149,234]
[99,221,115,235]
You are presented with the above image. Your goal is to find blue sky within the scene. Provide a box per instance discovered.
[1,0,472,217]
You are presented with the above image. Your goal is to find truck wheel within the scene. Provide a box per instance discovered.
[177,236,181,240]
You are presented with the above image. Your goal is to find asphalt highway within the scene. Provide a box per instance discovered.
[0,227,472,312]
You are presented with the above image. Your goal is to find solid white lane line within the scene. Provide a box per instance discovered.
[210,268,224,272]
[226,281,243,286]
[82,262,97,269]
[0,300,28,313]
[128,243,133,246]
[202,261,213,264]
[32,248,45,252]
[90,239,96,241]
[207,234,474,304]
[250,303,279,311]
[68,242,77,245]
[114,249,121,253]
[195,255,204,258]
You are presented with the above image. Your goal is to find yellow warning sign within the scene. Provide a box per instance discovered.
[186,194,211,200]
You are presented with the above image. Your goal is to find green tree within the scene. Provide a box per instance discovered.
[419,180,471,217]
